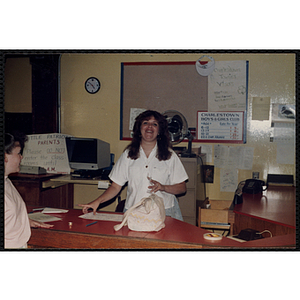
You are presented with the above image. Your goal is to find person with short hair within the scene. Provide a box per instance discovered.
[4,133,53,249]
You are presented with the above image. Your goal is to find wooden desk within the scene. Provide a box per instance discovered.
[233,186,296,237]
[9,173,73,208]
[9,174,110,209]
[27,207,296,249]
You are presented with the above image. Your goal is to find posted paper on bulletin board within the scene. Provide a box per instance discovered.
[208,60,248,112]
[197,111,244,143]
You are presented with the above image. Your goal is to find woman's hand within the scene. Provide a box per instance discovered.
[148,179,186,195]
[29,219,54,228]
[78,200,100,215]
[148,179,165,193]
[78,182,122,214]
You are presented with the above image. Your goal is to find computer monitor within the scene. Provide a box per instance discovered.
[65,137,110,171]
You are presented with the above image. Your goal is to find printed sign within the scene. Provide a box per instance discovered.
[21,133,71,174]
[197,111,244,143]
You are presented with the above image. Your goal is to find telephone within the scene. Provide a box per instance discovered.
[236,228,264,241]
[242,179,268,194]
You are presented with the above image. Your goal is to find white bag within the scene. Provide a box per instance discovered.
[114,194,166,232]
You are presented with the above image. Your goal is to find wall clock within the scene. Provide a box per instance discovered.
[85,77,101,94]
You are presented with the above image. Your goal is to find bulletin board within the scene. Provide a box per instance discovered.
[120,61,248,142]
[120,62,208,140]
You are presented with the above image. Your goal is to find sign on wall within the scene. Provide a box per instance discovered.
[21,133,71,174]
[208,60,248,112]
[197,111,244,143]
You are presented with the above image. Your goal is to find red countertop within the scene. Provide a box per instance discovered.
[27,206,296,249]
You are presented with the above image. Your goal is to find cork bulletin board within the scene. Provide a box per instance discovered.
[120,60,248,143]
[120,61,208,140]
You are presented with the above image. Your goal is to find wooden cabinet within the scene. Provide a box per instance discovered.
[9,173,73,209]
[178,155,206,226]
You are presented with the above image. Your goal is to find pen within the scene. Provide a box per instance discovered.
[86,221,97,227]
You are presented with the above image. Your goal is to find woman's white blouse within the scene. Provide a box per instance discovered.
[109,144,188,209]
[5,177,31,248]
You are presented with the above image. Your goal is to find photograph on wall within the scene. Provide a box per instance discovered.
[271,104,295,123]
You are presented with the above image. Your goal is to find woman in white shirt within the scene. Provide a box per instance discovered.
[5,133,53,248]
[79,110,188,220]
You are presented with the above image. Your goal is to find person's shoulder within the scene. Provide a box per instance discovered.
[165,148,179,162]
[169,148,177,156]
[123,148,130,154]
[120,148,130,158]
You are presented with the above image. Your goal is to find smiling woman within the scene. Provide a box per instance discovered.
[79,110,189,221]
[141,117,159,144]
[129,110,172,160]
[140,117,159,153]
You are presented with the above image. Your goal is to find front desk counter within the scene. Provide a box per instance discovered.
[27,207,296,250]
[233,186,296,237]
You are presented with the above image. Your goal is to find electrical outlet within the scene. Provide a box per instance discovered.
[252,172,259,179]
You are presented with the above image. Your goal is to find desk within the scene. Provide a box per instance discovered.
[9,173,73,208]
[233,186,296,237]
[50,175,110,187]
[9,174,110,209]
[27,207,296,249]
[50,175,114,209]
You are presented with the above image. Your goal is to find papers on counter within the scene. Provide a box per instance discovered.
[79,212,123,222]
[28,212,62,222]
[42,207,69,213]
[28,207,68,222]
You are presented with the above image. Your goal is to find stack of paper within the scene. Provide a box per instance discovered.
[42,207,69,213]
[28,212,62,222]
[79,212,123,222]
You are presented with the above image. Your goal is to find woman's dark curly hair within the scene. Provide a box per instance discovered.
[125,110,172,161]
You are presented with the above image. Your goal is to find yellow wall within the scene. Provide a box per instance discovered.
[60,53,295,205]
[4,53,294,208]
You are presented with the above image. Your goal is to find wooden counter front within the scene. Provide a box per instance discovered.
[9,173,73,208]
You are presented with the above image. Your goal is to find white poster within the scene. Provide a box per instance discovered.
[273,122,295,144]
[276,143,295,165]
[208,60,248,112]
[21,133,71,174]
[214,144,253,170]
[197,111,244,142]
[273,122,295,165]
[199,144,213,163]
[220,168,238,192]
[252,97,270,120]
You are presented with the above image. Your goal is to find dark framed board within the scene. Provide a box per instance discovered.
[120,61,248,143]
[120,61,208,140]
